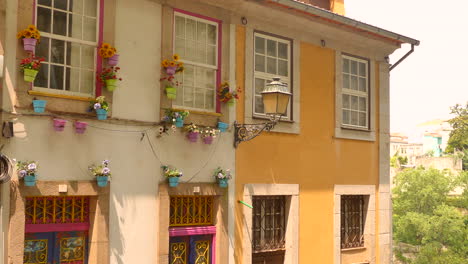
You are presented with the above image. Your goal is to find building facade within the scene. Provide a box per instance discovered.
[0,0,417,264]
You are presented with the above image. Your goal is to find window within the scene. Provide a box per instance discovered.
[253,33,291,117]
[35,0,99,96]
[252,196,286,253]
[173,12,219,112]
[340,195,365,249]
[341,55,369,129]
[169,196,214,226]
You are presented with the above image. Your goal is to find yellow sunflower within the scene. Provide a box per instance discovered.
[24,31,32,38]
[177,62,184,67]
[161,59,169,68]
[106,50,115,57]
[16,31,23,39]
[111,47,117,53]
[172,54,180,61]
[102,43,111,50]
[100,49,107,57]
[28,25,36,31]
[169,61,176,67]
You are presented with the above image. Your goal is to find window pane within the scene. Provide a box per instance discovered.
[205,89,214,110]
[207,24,216,45]
[342,58,349,73]
[358,97,367,111]
[350,60,357,75]
[255,37,265,54]
[83,17,96,41]
[351,96,358,110]
[186,19,196,40]
[37,7,52,33]
[358,62,366,77]
[68,14,82,39]
[82,45,94,69]
[278,42,288,59]
[53,10,67,36]
[359,112,367,127]
[350,111,358,125]
[267,57,276,74]
[278,59,288,77]
[175,16,185,38]
[69,0,83,13]
[66,67,80,92]
[84,0,97,17]
[204,69,215,88]
[267,39,277,57]
[66,42,80,67]
[54,0,67,11]
[184,87,194,107]
[350,76,358,90]
[185,40,196,61]
[255,96,264,113]
[196,43,206,64]
[197,21,207,44]
[34,64,49,88]
[38,0,52,6]
[36,37,50,61]
[194,88,205,109]
[255,55,265,72]
[342,74,349,89]
[51,39,65,64]
[359,77,367,92]
[342,110,350,124]
[80,69,94,94]
[207,45,216,66]
[255,78,265,94]
[50,65,64,90]
[183,65,194,86]
[342,94,350,109]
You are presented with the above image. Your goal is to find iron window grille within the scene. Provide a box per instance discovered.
[341,195,365,249]
[252,196,286,253]
[169,196,214,227]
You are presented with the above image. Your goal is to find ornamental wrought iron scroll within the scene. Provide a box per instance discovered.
[233,121,277,148]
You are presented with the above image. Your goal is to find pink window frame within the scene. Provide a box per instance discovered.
[173,8,222,113]
[169,225,216,263]
[32,0,105,96]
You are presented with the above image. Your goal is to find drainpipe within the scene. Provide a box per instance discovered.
[389,44,415,71]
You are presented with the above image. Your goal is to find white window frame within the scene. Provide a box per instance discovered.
[253,32,292,119]
[172,11,219,112]
[341,55,369,130]
[34,0,100,97]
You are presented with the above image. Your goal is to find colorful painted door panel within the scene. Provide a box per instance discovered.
[170,235,212,264]
[24,233,54,264]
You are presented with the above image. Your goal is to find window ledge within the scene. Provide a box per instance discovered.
[335,127,376,142]
[28,90,94,102]
[341,246,366,252]
[172,108,222,117]
[252,116,294,123]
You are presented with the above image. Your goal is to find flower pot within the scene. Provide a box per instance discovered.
[22,38,37,53]
[32,100,46,113]
[166,66,177,76]
[218,122,228,132]
[218,178,228,188]
[96,176,109,187]
[168,177,179,187]
[107,54,119,66]
[96,109,108,120]
[24,174,37,187]
[187,131,199,142]
[203,136,214,144]
[105,79,118,92]
[24,68,39,83]
[227,98,235,106]
[74,121,88,134]
[53,119,67,132]
[175,117,184,128]
[165,86,177,100]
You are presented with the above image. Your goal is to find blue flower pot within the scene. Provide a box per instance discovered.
[218,178,228,188]
[168,177,179,187]
[32,100,46,113]
[96,109,108,120]
[24,175,37,187]
[96,176,109,187]
[175,117,184,128]
[218,122,229,132]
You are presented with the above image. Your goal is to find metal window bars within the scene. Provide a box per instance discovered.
[252,196,286,252]
[169,196,214,227]
[341,195,365,249]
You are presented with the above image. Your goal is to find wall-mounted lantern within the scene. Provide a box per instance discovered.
[234,77,291,147]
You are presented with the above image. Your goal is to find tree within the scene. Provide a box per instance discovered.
[446,102,468,170]
[392,167,468,264]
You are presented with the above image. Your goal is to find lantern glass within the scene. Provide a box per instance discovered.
[261,77,291,117]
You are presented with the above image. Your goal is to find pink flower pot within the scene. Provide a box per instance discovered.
[187,132,199,142]
[53,119,67,132]
[74,121,88,134]
[166,66,177,75]
[107,54,119,66]
[23,38,37,53]
[203,136,214,144]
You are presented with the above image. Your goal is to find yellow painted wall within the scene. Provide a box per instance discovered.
[235,25,380,263]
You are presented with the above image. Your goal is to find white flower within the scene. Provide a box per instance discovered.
[27,163,37,170]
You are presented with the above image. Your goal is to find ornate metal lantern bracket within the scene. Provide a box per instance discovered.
[233,120,277,148]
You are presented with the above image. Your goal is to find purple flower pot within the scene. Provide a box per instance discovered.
[74,121,88,134]
[23,38,37,53]
[166,66,177,75]
[107,54,119,66]
[203,136,214,144]
[53,118,67,132]
[187,131,199,142]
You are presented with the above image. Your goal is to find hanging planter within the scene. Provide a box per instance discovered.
[96,176,109,187]
[96,109,108,120]
[218,122,229,132]
[90,160,111,187]
[165,86,177,100]
[53,119,67,132]
[24,175,37,186]
[74,121,88,134]
[218,82,240,106]
[175,117,184,128]
[168,177,180,187]
[90,96,110,120]
[21,56,44,83]
[32,99,46,113]
[227,98,235,106]
[107,54,119,66]
[201,127,219,144]
[163,109,189,128]
[105,79,118,92]
[162,165,183,188]
[203,136,214,144]
[17,25,41,53]
[213,167,232,188]
[165,66,177,76]
[218,178,228,188]
[187,131,199,142]
[23,68,39,82]
[17,160,38,187]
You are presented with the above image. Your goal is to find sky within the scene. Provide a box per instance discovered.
[346,0,468,134]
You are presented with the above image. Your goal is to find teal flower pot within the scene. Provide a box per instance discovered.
[96,176,109,187]
[168,177,179,187]
[218,178,228,188]
[218,122,228,132]
[32,100,46,113]
[96,109,108,120]
[24,175,37,187]
[175,117,184,128]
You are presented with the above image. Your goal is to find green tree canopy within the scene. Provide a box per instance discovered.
[446,102,468,170]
